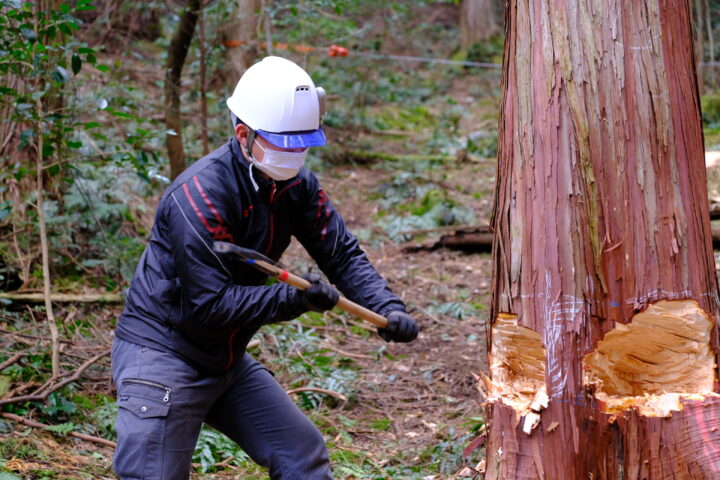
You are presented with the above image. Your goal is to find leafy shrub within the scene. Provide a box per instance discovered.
[376,171,476,242]
[193,426,251,473]
[702,93,720,127]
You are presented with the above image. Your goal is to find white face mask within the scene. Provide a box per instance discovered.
[249,141,308,181]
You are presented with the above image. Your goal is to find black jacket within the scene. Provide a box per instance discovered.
[115,137,405,372]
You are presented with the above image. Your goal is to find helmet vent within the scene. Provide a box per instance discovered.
[295,86,310,92]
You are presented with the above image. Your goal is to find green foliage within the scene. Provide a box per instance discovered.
[463,416,486,434]
[0,0,98,165]
[264,322,359,410]
[418,428,477,475]
[466,35,505,65]
[702,92,720,127]
[77,394,118,441]
[41,391,77,422]
[0,436,46,462]
[47,164,149,285]
[429,301,479,321]
[375,170,476,242]
[0,471,22,480]
[0,0,165,292]
[44,422,76,435]
[466,131,498,158]
[192,426,251,473]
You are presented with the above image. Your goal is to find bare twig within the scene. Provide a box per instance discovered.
[0,412,116,448]
[2,380,39,399]
[0,352,24,372]
[326,345,375,360]
[0,349,109,407]
[0,292,122,303]
[0,328,75,345]
[33,87,60,378]
[285,386,347,403]
[198,7,209,155]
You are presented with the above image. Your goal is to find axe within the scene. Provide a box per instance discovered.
[213,241,389,328]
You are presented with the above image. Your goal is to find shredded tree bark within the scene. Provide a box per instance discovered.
[485,1,720,478]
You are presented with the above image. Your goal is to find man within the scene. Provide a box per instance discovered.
[111,56,419,480]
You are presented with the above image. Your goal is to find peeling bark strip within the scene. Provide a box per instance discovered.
[486,0,720,478]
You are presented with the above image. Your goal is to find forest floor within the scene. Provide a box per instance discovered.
[0,152,497,479]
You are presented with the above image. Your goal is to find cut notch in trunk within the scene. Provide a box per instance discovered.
[583,299,717,417]
[486,313,547,420]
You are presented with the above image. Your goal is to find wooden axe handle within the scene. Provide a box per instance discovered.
[254,259,389,329]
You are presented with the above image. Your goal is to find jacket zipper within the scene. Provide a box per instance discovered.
[264,183,277,256]
[122,378,171,403]
[263,180,301,256]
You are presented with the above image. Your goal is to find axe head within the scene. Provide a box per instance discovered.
[213,241,282,275]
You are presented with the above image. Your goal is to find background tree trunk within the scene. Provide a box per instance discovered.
[165,0,201,180]
[485,0,720,478]
[220,0,262,93]
[460,0,499,49]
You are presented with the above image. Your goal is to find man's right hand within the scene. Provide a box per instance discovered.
[377,311,419,343]
[299,273,339,312]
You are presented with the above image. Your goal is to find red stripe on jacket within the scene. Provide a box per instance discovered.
[182,181,234,242]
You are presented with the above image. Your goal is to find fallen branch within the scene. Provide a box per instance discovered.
[345,149,486,164]
[402,223,720,252]
[0,412,116,448]
[0,292,122,303]
[402,224,494,253]
[398,224,485,237]
[0,352,24,372]
[0,349,110,407]
[286,387,347,403]
[0,328,75,345]
[326,345,375,360]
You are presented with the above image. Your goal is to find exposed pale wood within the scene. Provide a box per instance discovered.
[584,300,715,399]
[486,314,545,415]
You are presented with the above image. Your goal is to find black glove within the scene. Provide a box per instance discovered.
[378,311,419,343]
[299,273,339,312]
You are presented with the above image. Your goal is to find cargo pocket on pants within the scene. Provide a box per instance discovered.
[115,379,171,480]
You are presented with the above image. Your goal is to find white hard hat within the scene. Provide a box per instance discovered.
[226,56,327,148]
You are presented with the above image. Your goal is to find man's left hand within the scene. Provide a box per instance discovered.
[378,311,419,343]
[299,273,339,312]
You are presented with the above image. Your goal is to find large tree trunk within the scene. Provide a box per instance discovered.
[165,0,201,180]
[484,1,720,478]
[460,0,500,49]
[220,0,262,93]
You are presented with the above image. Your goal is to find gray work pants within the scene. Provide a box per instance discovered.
[111,337,333,480]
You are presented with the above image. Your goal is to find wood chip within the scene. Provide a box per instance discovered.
[522,412,541,435]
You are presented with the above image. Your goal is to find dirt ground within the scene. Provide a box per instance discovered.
[0,155,496,479]
[282,161,495,471]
